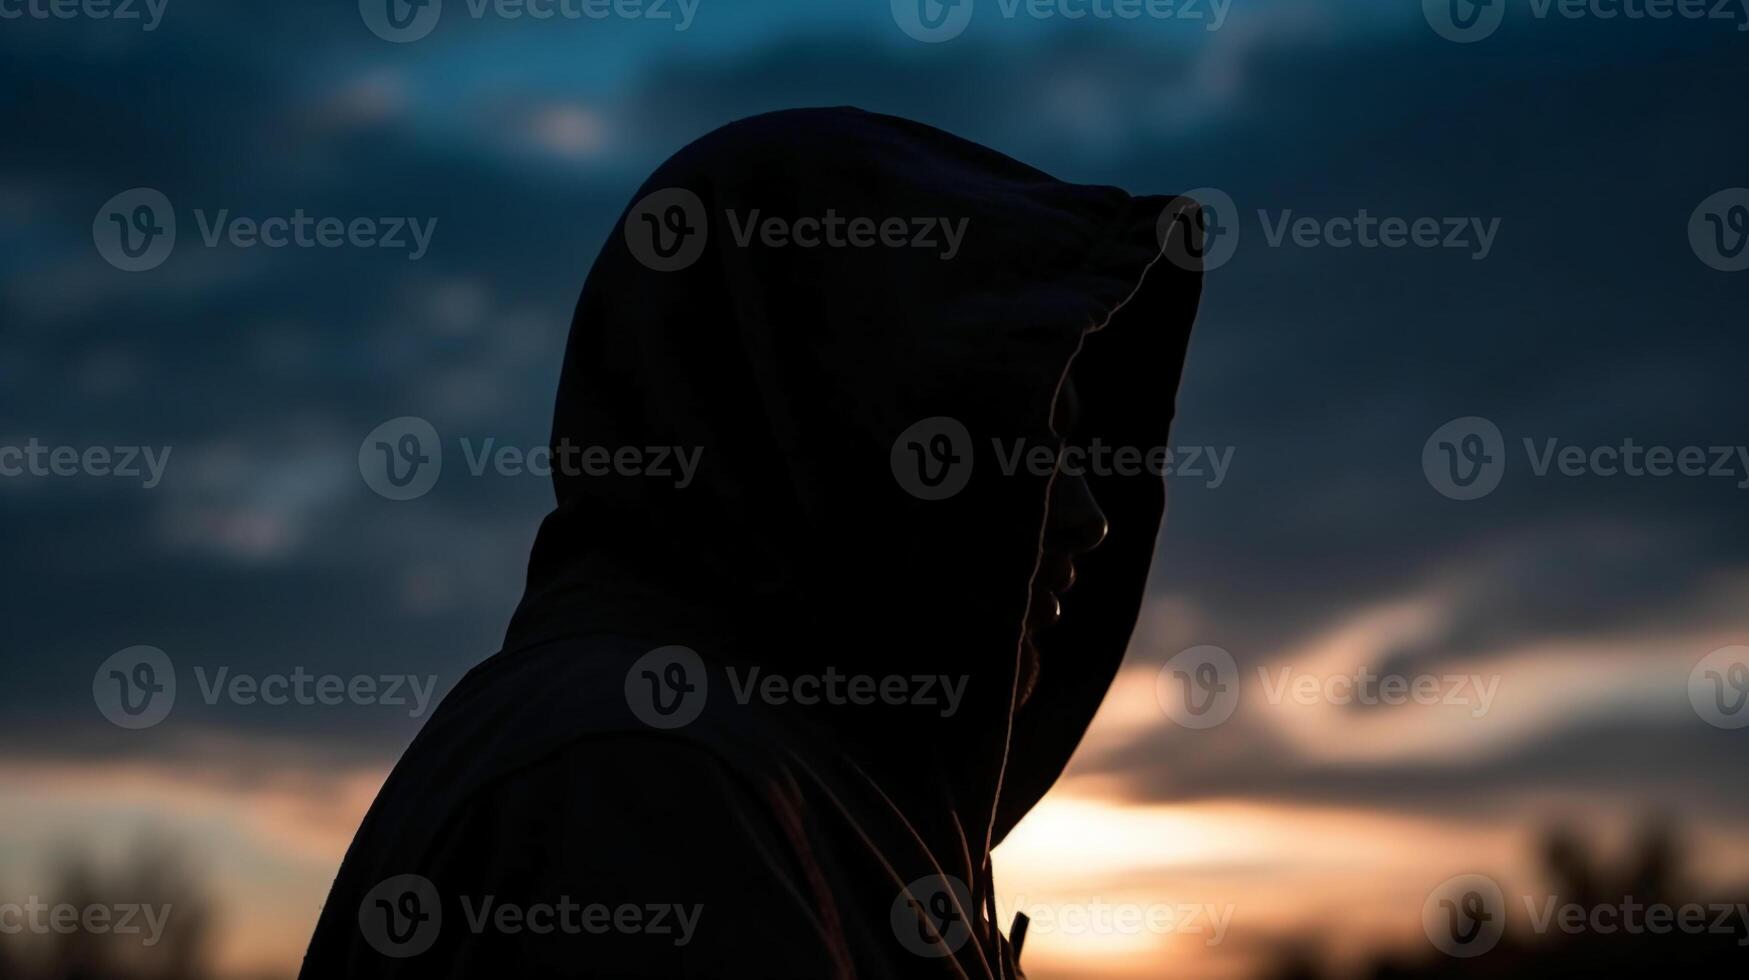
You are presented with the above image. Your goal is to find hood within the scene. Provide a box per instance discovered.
[507,106,1203,852]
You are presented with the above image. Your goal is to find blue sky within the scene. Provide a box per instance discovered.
[5,0,1746,802]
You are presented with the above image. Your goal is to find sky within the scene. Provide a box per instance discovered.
[2,1,1747,977]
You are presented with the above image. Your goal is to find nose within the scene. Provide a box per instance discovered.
[1044,472,1108,556]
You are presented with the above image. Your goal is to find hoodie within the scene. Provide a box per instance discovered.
[301,106,1203,979]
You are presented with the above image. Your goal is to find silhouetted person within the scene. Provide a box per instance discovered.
[302,107,1202,978]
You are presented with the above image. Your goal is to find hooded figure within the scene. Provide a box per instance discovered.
[303,107,1203,979]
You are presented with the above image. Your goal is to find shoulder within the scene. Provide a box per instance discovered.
[423,733,850,977]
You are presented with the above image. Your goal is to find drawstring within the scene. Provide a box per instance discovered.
[976,853,1027,979]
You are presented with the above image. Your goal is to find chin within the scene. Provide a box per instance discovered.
[1016,633,1042,707]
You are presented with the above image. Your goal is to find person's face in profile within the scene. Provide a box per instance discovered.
[1021,375,1109,700]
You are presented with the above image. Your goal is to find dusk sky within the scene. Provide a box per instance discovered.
[3,1,1747,977]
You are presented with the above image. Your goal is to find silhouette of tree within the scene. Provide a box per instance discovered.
[1261,816,1748,980]
[0,835,216,980]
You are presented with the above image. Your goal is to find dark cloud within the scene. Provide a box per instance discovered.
[2,5,1744,853]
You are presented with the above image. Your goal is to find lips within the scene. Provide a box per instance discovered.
[1028,556,1077,628]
